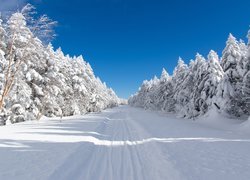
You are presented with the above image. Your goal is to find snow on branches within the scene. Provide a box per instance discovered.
[0,4,120,125]
[129,33,250,119]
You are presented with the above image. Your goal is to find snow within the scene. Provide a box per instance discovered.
[0,105,250,180]
[0,11,121,125]
[129,32,250,118]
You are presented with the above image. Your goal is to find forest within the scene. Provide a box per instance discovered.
[129,33,250,119]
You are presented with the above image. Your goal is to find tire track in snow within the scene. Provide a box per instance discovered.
[124,110,183,180]
[49,107,183,180]
[122,115,144,180]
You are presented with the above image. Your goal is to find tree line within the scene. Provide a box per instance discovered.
[129,33,250,119]
[0,4,121,125]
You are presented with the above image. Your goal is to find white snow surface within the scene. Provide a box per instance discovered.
[0,105,250,180]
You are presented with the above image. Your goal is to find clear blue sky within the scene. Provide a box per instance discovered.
[4,0,250,98]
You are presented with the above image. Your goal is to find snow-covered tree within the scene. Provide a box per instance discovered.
[160,68,170,83]
[0,15,6,52]
[172,57,190,114]
[219,34,246,116]
[172,58,189,90]
[239,31,250,116]
[200,50,224,113]
[0,4,120,125]
[0,16,8,125]
[157,69,174,112]
[0,12,33,112]
[129,31,249,119]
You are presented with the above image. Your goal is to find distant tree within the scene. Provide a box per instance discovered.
[156,68,172,111]
[160,68,170,82]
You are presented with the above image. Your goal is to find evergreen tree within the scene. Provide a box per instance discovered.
[219,34,245,116]
[200,50,224,113]
[0,5,120,125]
[156,68,172,111]
[129,31,250,119]
[160,68,170,82]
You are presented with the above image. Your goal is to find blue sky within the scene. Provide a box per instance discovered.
[1,0,250,98]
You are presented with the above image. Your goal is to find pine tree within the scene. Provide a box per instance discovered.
[200,50,224,113]
[240,30,250,115]
[129,31,250,119]
[170,58,188,111]
[160,68,170,82]
[157,68,174,112]
[0,5,120,125]
[219,34,245,116]
[176,54,206,117]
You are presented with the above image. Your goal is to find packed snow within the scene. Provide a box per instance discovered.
[0,106,250,180]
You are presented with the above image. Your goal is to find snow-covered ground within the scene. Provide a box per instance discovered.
[0,106,250,180]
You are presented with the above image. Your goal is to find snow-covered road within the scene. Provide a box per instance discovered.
[1,106,250,180]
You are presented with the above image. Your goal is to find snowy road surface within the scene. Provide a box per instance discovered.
[0,106,250,180]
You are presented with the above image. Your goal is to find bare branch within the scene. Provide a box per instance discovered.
[21,3,57,44]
